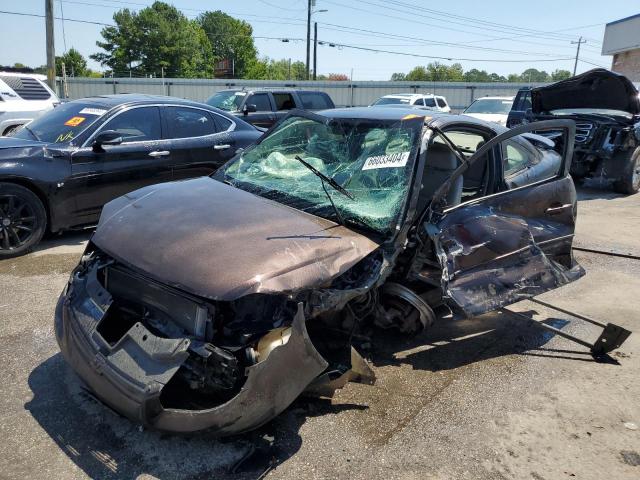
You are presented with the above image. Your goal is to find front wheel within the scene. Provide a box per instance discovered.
[0,183,47,258]
[613,147,640,194]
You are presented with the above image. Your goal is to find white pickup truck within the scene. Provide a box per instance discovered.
[0,72,60,136]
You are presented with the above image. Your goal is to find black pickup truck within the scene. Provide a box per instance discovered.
[506,69,640,194]
[205,88,335,129]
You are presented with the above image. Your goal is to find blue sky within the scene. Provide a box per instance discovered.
[1,0,638,79]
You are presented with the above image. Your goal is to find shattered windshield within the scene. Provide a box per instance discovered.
[206,91,246,112]
[10,101,108,143]
[218,114,421,235]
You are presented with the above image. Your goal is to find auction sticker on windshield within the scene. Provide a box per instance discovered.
[64,116,86,127]
[362,152,410,170]
[79,107,108,116]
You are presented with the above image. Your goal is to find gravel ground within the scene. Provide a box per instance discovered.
[0,186,638,480]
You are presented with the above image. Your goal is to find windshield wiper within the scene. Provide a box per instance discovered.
[294,155,354,199]
[22,125,39,141]
[294,155,353,226]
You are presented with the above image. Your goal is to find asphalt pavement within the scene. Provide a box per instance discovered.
[0,185,638,480]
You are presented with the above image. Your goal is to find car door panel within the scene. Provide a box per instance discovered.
[67,106,172,223]
[425,120,583,317]
[163,106,234,180]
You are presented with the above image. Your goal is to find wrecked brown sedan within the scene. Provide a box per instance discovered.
[56,108,587,435]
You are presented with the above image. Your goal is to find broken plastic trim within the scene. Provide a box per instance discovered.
[152,303,329,434]
[56,264,331,434]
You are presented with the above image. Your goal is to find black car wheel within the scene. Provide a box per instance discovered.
[0,183,47,258]
[613,147,640,195]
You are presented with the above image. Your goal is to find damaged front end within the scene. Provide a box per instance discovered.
[54,247,379,435]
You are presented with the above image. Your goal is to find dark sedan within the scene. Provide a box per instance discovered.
[0,94,262,257]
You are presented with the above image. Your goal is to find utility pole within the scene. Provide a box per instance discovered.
[306,0,312,79]
[313,22,318,80]
[45,0,56,90]
[572,36,586,76]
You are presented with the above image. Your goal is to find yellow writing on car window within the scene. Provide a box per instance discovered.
[64,116,86,127]
[55,131,75,143]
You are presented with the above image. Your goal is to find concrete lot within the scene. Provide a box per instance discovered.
[0,186,638,480]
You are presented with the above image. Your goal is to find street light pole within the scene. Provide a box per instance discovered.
[306,0,312,79]
[572,36,586,76]
[45,0,56,90]
[313,22,318,80]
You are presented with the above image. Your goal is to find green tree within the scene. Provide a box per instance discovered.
[56,48,88,76]
[291,61,306,80]
[390,72,406,81]
[405,66,429,81]
[91,2,213,78]
[446,63,464,81]
[519,68,550,83]
[198,11,257,79]
[464,69,491,82]
[551,69,571,81]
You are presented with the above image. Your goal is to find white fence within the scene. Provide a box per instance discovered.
[59,77,549,112]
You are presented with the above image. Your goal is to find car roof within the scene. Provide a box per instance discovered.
[472,96,514,101]
[67,94,211,109]
[381,93,437,98]
[216,88,324,94]
[316,107,508,134]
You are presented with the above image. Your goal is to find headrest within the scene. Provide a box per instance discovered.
[426,142,458,171]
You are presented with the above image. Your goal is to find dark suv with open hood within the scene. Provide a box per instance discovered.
[56,107,590,435]
[507,69,640,193]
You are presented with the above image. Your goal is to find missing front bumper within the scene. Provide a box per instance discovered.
[55,267,329,435]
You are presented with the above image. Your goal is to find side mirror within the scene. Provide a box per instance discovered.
[92,130,123,152]
[243,104,257,115]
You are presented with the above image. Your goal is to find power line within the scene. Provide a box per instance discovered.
[372,0,584,42]
[318,22,572,57]
[0,9,114,26]
[317,39,573,63]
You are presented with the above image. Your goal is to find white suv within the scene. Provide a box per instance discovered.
[371,93,451,112]
[0,72,60,136]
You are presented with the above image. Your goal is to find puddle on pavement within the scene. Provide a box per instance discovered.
[0,253,81,277]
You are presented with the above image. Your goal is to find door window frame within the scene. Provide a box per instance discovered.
[431,119,575,214]
[82,104,164,147]
[162,105,237,140]
[246,92,275,112]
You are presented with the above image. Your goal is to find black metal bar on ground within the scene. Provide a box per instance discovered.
[529,298,607,328]
[501,308,593,349]
[573,246,640,261]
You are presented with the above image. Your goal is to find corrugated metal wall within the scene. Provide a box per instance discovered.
[60,77,549,111]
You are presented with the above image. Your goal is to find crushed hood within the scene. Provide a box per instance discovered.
[93,177,379,301]
[531,68,640,115]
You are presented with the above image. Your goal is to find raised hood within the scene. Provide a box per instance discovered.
[92,177,379,301]
[531,68,640,115]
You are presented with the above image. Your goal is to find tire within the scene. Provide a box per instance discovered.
[0,183,47,258]
[613,147,640,195]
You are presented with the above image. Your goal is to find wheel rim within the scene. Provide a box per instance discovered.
[0,194,37,251]
[633,157,640,189]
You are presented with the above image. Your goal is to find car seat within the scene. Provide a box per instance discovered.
[417,142,463,210]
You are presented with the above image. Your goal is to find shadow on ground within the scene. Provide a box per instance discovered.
[34,230,93,254]
[26,353,365,480]
[367,309,615,371]
[576,181,626,201]
[26,309,615,479]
